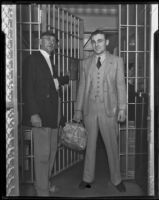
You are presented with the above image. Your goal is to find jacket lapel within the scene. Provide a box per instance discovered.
[37,52,54,81]
[85,55,96,93]
[103,52,113,76]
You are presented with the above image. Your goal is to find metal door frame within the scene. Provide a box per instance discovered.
[118,3,150,181]
[118,3,158,195]
[2,4,19,196]
[149,4,158,196]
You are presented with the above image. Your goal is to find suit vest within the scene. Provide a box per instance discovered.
[89,61,105,102]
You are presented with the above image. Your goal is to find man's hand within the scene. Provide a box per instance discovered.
[73,110,82,123]
[30,114,42,127]
[117,110,126,122]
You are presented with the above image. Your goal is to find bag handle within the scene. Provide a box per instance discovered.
[72,119,83,124]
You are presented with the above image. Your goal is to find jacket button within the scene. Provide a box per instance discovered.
[46,94,50,98]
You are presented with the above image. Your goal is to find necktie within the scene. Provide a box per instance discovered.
[97,57,101,69]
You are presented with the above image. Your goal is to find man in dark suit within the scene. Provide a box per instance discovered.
[22,31,69,196]
[73,29,126,192]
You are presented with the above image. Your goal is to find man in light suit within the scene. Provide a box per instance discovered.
[22,31,69,196]
[74,29,127,192]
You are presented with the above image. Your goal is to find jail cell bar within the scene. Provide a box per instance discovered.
[118,4,150,180]
[17,4,84,183]
[45,5,84,176]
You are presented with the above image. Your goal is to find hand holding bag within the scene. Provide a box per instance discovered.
[61,120,88,151]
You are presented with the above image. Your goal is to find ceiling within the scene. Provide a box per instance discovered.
[58,4,118,16]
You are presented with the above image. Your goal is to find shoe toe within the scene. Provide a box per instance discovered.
[79,181,91,189]
[116,182,126,192]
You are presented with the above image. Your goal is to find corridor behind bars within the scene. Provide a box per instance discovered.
[20,134,144,197]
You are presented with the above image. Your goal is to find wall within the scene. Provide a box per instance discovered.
[77,15,118,32]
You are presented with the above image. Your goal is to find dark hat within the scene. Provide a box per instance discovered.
[41,31,58,41]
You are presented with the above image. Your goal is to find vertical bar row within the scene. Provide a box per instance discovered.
[37,5,84,177]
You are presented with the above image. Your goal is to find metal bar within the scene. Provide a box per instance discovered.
[48,5,50,30]
[58,146,60,172]
[69,14,73,121]
[135,4,138,131]
[19,5,24,182]
[62,9,65,123]
[38,5,40,50]
[78,19,80,59]
[144,5,147,92]
[66,12,69,122]
[70,15,72,57]
[126,3,129,179]
[62,146,64,170]
[62,9,64,78]
[29,5,32,54]
[148,4,158,196]
[52,5,55,34]
[30,130,34,182]
[118,5,121,57]
[118,4,121,163]
[29,5,34,182]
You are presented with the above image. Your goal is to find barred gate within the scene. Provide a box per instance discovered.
[16,4,84,183]
[118,4,151,191]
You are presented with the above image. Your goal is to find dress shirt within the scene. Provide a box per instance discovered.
[96,53,106,66]
[40,49,59,90]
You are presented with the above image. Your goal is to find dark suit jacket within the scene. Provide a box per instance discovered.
[22,51,68,128]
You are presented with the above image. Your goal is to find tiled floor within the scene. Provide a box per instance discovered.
[20,138,145,197]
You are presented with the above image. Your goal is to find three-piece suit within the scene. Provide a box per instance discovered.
[76,52,126,185]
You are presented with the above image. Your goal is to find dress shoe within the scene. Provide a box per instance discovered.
[115,181,126,192]
[79,181,91,189]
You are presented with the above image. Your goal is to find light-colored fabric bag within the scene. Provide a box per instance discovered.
[61,121,88,151]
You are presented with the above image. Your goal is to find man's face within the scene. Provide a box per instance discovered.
[40,35,56,54]
[91,34,107,55]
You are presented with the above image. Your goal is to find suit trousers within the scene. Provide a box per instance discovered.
[32,127,58,196]
[83,97,122,186]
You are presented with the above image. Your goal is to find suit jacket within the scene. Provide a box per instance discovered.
[76,52,127,117]
[22,51,69,128]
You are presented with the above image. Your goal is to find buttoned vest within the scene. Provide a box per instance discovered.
[89,61,105,102]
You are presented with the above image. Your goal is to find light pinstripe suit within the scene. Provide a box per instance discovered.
[75,52,126,185]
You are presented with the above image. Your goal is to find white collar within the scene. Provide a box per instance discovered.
[96,53,106,63]
[40,49,50,58]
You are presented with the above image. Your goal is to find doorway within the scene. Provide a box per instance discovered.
[3,3,157,196]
